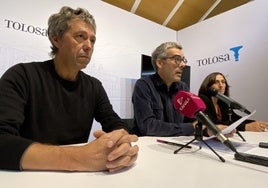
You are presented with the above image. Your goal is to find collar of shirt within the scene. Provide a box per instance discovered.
[152,73,180,95]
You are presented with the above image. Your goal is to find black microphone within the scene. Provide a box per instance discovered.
[208,88,251,114]
[195,111,237,153]
[173,91,237,153]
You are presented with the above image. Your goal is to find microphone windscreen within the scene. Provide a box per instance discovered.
[207,88,218,96]
[173,91,206,118]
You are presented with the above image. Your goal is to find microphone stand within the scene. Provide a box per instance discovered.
[228,104,232,123]
[174,122,225,162]
[228,104,246,142]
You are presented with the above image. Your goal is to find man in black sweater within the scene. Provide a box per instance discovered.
[0,6,138,172]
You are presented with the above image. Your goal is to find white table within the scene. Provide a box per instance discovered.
[1,132,267,188]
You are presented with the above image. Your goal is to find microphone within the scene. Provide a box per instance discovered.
[208,88,251,114]
[173,91,237,153]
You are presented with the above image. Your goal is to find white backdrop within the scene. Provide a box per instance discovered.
[0,0,267,141]
[178,0,268,121]
[0,0,176,139]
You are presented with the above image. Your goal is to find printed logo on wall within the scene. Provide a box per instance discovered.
[197,45,243,67]
[3,19,47,37]
[229,45,243,61]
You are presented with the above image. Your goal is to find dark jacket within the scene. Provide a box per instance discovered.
[131,73,195,136]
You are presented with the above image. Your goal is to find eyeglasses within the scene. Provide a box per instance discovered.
[163,55,187,64]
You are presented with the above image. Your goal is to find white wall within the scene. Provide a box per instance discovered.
[178,0,268,121]
[0,0,176,140]
[1,0,267,140]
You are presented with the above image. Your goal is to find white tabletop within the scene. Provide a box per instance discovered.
[1,132,268,188]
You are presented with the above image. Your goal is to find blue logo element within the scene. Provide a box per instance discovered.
[230,45,243,61]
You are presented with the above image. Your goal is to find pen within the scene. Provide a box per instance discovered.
[236,131,246,142]
[156,139,192,149]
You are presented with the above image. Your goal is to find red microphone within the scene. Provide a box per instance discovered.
[173,91,237,153]
[173,90,206,118]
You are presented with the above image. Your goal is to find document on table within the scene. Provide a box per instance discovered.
[222,110,256,134]
[172,111,257,154]
[206,110,256,140]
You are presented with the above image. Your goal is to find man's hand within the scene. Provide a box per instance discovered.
[206,124,236,138]
[21,129,139,172]
[93,129,139,172]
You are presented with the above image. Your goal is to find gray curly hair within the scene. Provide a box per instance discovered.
[151,42,182,71]
[47,6,96,57]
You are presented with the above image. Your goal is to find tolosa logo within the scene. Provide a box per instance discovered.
[197,45,244,66]
[230,45,243,61]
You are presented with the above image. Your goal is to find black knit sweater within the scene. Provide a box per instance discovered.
[0,60,126,170]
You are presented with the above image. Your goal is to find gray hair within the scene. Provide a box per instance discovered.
[151,42,182,71]
[48,6,96,57]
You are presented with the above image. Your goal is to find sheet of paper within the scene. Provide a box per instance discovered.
[206,110,256,139]
[221,110,256,134]
[193,139,256,154]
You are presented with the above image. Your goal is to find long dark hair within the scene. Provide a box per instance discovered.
[198,72,230,96]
